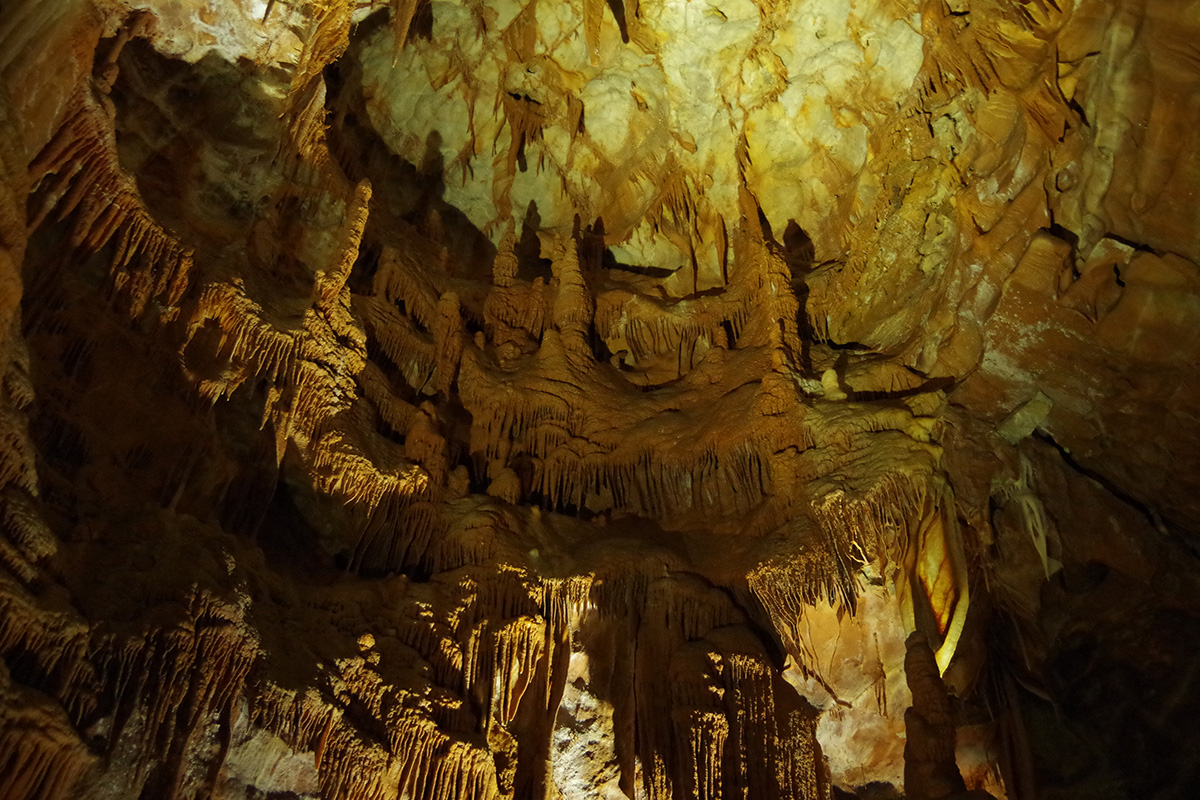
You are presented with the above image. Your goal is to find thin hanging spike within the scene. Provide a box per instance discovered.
[392,0,420,64]
[582,0,605,66]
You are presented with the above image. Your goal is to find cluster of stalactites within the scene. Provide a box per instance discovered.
[749,477,972,680]
[25,91,192,320]
[616,576,826,800]
[0,574,258,800]
[0,3,980,800]
[444,221,807,522]
[302,179,950,582]
[225,567,827,800]
[0,332,51,585]
[0,660,93,800]
[7,0,953,607]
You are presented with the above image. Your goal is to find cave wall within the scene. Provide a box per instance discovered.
[0,1,1198,799]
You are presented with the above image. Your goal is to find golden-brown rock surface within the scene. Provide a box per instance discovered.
[0,0,1198,798]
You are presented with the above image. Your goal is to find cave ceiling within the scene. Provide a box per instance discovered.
[0,0,1199,798]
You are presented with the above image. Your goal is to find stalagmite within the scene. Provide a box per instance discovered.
[903,634,969,800]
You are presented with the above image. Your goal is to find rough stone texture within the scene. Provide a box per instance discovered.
[0,0,1197,799]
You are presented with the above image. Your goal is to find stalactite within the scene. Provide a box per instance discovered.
[594,286,747,364]
[0,568,267,800]
[0,0,1075,795]
[356,359,418,434]
[90,592,258,785]
[0,395,36,497]
[316,179,372,307]
[244,624,504,800]
[748,544,847,654]
[674,708,728,800]
[900,490,973,676]
[311,412,430,515]
[1,336,31,413]
[372,245,441,330]
[404,404,448,487]
[488,617,545,726]
[812,468,934,577]
[994,454,1058,578]
[0,662,92,800]
[582,0,606,67]
[184,282,302,398]
[0,575,91,711]
[424,505,514,575]
[433,291,465,395]
[390,0,421,61]
[285,0,353,124]
[26,93,192,318]
[356,294,438,390]
[500,90,547,177]
[183,275,374,516]
[0,489,53,583]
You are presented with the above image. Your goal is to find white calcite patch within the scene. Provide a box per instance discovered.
[129,0,306,65]
[746,1,924,255]
[222,700,321,797]
[781,577,912,792]
[549,618,627,800]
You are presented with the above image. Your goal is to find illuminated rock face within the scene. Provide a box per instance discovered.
[0,1,1198,799]
[358,0,923,287]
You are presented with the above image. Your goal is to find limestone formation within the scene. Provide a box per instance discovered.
[0,0,1198,798]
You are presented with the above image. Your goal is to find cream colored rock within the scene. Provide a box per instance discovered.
[782,578,912,791]
[359,0,924,283]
